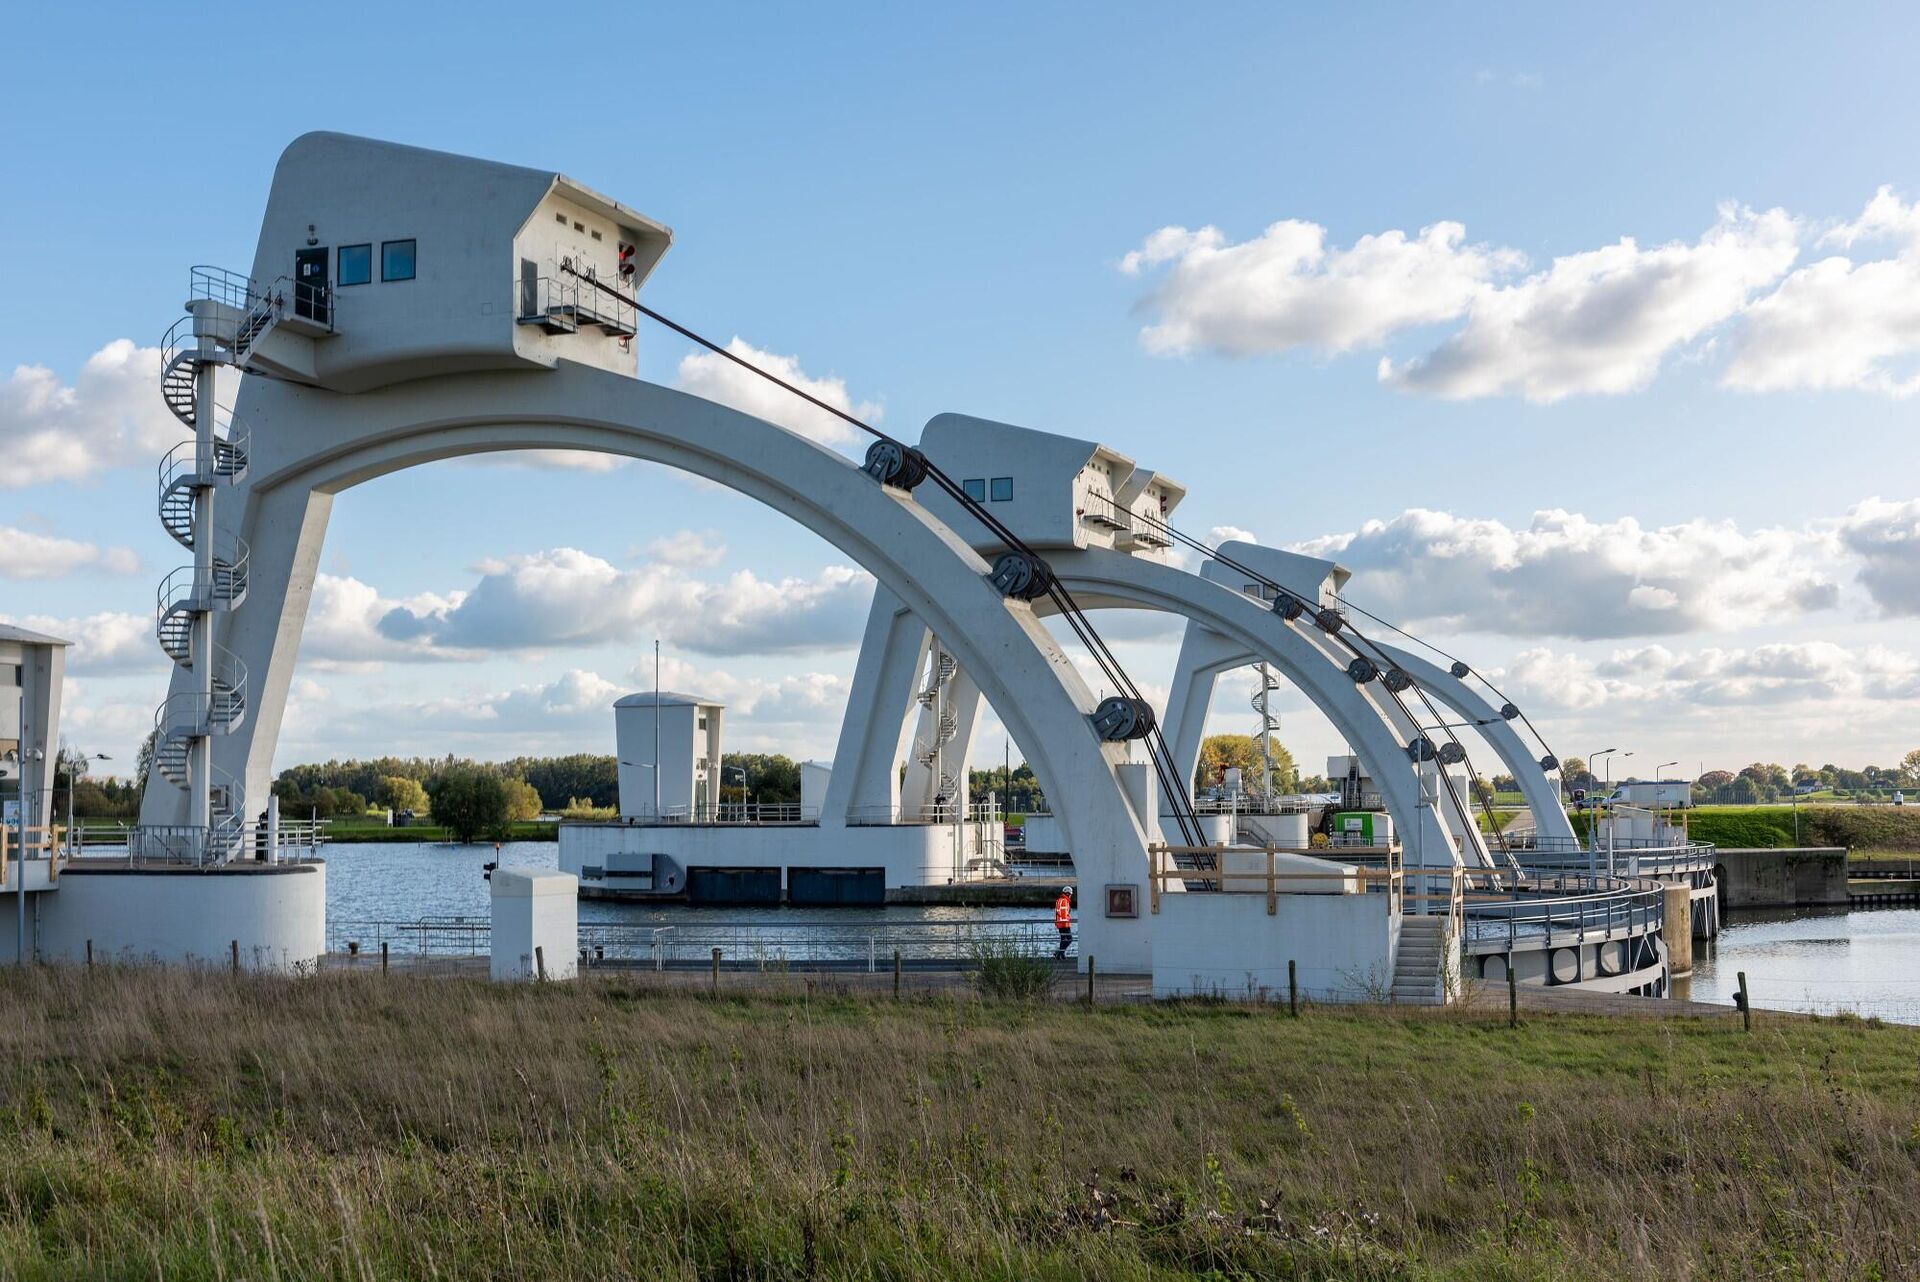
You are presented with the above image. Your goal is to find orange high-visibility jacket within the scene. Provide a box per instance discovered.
[1054,895,1072,930]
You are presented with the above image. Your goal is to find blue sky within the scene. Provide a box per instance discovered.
[4,3,1919,782]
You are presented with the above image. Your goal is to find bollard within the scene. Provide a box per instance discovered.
[711,946,721,993]
[1508,960,1518,1029]
[535,945,546,982]
[1288,959,1298,1016]
[1087,955,1096,1006]
[1737,971,1751,1031]
[893,949,902,998]
[381,941,389,974]
[230,940,239,973]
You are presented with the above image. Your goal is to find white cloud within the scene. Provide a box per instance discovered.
[1836,497,1920,616]
[1505,641,1920,712]
[1121,220,1521,356]
[1382,204,1799,401]
[0,525,139,578]
[1,340,185,487]
[675,338,880,449]
[1723,187,1920,397]
[642,529,727,568]
[1210,525,1258,546]
[0,611,161,674]
[1123,201,1818,402]
[330,548,873,660]
[1294,507,1838,639]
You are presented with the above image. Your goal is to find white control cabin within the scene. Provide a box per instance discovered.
[916,414,1185,554]
[239,132,672,392]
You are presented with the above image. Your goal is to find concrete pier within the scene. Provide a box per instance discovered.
[1711,848,1848,910]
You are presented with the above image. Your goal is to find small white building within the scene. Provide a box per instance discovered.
[614,691,724,819]
[1,624,68,840]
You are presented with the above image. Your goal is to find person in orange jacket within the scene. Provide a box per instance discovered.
[1053,886,1073,959]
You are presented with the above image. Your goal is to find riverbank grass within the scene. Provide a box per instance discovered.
[2,966,1917,1279]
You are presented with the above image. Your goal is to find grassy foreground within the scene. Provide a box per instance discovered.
[2,970,1917,1280]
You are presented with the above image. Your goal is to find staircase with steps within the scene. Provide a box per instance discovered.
[912,649,963,819]
[1390,915,1455,1006]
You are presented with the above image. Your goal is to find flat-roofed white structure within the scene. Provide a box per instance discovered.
[0,624,68,843]
[614,692,723,820]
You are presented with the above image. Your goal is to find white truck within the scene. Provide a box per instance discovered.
[1605,781,1694,809]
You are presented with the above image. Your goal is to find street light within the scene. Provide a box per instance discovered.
[724,764,750,817]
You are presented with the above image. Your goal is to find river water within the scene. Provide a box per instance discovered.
[1692,905,1920,1023]
[322,839,1046,933]
[322,842,1920,1022]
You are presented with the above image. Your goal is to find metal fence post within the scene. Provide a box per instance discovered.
[1736,970,1751,1031]
[381,940,389,973]
[1288,959,1298,1016]
[893,949,902,998]
[711,946,721,993]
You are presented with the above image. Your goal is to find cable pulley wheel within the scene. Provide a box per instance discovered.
[1406,736,1437,762]
[1539,754,1559,773]
[861,440,929,492]
[1436,742,1466,765]
[1315,607,1345,634]
[1449,660,1471,679]
[1090,695,1156,742]
[987,551,1055,601]
[1272,593,1306,621]
[1346,657,1378,684]
[1382,667,1412,693]
[1500,702,1521,720]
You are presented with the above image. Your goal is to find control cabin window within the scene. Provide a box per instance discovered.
[338,244,372,286]
[381,239,416,282]
[962,478,986,502]
[989,477,1013,502]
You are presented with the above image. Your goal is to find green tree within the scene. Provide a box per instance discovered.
[1900,748,1920,789]
[376,775,430,814]
[426,767,511,843]
[1559,756,1591,792]
[1193,734,1298,797]
[502,777,543,822]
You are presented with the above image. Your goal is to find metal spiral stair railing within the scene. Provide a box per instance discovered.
[154,540,251,663]
[150,652,250,786]
[158,430,249,548]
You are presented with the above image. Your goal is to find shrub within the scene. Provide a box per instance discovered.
[971,939,1057,1000]
[562,796,618,821]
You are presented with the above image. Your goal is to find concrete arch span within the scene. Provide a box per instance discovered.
[825,547,1473,881]
[141,361,1159,964]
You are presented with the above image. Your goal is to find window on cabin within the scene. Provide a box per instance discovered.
[963,478,986,502]
[381,239,416,282]
[338,244,372,286]
[990,477,1013,502]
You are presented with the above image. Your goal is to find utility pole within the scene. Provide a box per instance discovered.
[652,639,661,821]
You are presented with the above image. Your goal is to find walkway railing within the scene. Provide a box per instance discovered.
[1457,873,1667,952]
[327,916,1065,966]
[1510,836,1716,877]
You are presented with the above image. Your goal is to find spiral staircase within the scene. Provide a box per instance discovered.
[914,648,962,817]
[137,271,263,864]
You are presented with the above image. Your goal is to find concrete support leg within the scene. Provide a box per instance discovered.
[820,587,929,827]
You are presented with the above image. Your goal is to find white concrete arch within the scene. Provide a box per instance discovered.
[139,361,1160,966]
[1373,644,1577,846]
[826,548,1471,879]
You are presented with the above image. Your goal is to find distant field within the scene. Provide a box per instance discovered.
[2,967,1916,1279]
[1572,804,1920,852]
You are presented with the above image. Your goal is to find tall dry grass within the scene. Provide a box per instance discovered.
[0,964,1915,1279]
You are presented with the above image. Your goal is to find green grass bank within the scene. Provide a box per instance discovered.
[2,968,1916,1279]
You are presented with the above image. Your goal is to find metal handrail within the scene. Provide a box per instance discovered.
[158,428,249,494]
[1458,873,1667,951]
[327,916,1064,965]
[155,538,250,616]
[189,265,259,310]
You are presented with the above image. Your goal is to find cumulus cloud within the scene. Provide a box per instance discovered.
[1723,187,1920,397]
[1382,205,1799,401]
[0,525,139,578]
[330,548,873,660]
[642,529,727,568]
[1123,201,1824,401]
[1294,507,1838,639]
[675,338,880,449]
[1505,641,1920,712]
[1121,220,1521,356]
[0,611,161,674]
[1,340,185,487]
[1836,497,1920,616]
